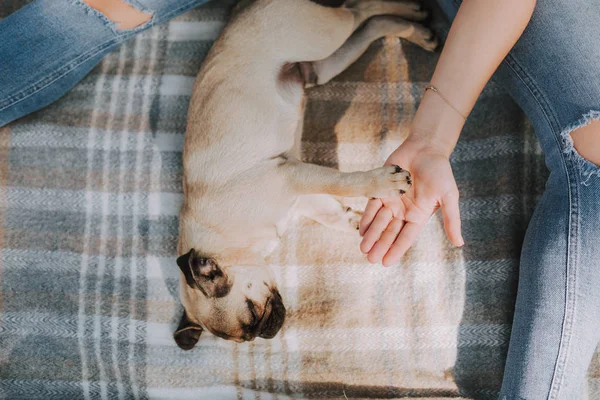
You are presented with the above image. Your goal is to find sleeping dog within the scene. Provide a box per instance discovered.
[174,0,437,350]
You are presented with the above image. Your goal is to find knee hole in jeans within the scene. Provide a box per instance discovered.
[569,119,600,165]
[82,0,152,30]
[561,111,600,185]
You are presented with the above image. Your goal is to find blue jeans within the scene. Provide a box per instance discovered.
[0,0,210,126]
[1,0,600,398]
[436,0,600,398]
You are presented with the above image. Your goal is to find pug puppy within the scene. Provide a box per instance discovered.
[175,0,436,349]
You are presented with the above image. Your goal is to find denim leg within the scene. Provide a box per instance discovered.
[494,2,600,397]
[435,0,600,398]
[0,0,212,127]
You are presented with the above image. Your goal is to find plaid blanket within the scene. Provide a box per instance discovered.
[1,1,599,399]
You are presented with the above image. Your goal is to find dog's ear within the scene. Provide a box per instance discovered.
[173,311,203,350]
[177,249,231,298]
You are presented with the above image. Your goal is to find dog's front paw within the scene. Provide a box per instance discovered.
[366,165,412,198]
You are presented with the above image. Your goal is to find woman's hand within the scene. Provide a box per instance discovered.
[359,135,464,267]
[357,0,536,267]
[358,0,537,265]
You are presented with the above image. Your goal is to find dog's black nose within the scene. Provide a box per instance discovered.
[258,289,286,339]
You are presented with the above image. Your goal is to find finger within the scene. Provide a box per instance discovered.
[367,217,404,264]
[381,221,425,267]
[359,198,383,237]
[441,192,464,246]
[360,207,394,254]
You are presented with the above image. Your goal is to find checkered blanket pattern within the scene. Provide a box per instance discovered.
[1,1,599,399]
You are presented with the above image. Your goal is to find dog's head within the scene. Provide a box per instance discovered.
[174,248,286,350]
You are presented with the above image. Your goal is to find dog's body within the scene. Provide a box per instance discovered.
[174,0,437,349]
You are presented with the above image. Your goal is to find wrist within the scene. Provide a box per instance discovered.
[406,89,465,157]
[401,134,453,160]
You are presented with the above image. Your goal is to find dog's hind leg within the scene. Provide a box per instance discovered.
[304,16,437,87]
[253,0,356,63]
[295,194,362,232]
[347,0,430,23]
[279,159,411,198]
[250,0,431,63]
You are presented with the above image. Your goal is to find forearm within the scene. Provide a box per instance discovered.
[408,0,537,155]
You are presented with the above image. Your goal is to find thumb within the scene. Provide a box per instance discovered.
[440,191,464,247]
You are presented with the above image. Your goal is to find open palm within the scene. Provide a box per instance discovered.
[359,142,464,266]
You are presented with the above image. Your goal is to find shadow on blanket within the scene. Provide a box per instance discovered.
[241,379,460,398]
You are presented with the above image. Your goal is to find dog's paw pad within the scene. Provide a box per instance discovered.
[366,165,412,198]
[387,165,412,182]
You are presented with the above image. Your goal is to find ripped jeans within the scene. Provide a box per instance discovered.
[435,0,600,398]
[0,0,211,126]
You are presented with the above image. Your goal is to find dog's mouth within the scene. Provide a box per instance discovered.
[243,297,273,341]
[256,288,286,339]
[243,289,286,341]
[206,289,287,342]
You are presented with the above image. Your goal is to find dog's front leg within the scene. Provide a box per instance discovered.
[279,159,411,198]
[295,194,363,233]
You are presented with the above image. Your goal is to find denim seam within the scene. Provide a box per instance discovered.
[0,0,201,114]
[554,170,579,399]
[502,53,578,400]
